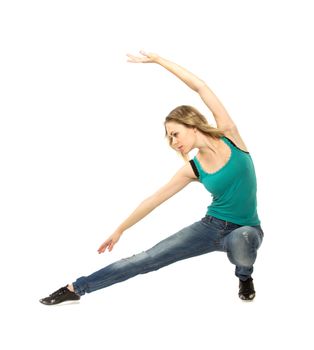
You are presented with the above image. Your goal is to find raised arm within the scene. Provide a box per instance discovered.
[97,163,197,253]
[127,50,236,132]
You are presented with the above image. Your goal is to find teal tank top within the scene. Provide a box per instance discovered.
[191,136,260,226]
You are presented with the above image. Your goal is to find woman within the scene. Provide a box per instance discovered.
[40,51,263,305]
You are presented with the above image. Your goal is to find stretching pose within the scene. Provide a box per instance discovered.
[40,51,263,305]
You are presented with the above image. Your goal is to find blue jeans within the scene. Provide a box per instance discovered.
[73,215,264,296]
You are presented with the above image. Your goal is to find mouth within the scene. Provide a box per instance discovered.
[178,146,184,152]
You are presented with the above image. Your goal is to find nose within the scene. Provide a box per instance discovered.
[172,139,178,146]
[173,140,180,149]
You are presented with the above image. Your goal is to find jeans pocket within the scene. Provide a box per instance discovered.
[201,216,225,230]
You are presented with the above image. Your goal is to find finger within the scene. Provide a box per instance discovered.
[97,246,105,253]
[126,53,140,62]
[98,242,107,250]
[108,242,114,252]
[139,50,147,56]
[126,53,149,63]
[98,241,110,253]
[99,246,108,254]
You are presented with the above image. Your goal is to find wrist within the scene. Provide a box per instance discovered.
[115,228,124,236]
[154,55,164,65]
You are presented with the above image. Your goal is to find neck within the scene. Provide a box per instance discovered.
[197,135,221,157]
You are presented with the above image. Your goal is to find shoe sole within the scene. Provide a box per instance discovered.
[239,294,255,301]
[53,300,81,306]
[39,299,80,306]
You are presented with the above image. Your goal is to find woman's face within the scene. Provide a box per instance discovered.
[165,122,196,154]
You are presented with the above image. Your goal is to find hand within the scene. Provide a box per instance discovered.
[126,50,159,63]
[97,230,123,254]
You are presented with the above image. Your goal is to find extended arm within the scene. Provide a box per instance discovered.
[98,163,196,253]
[127,51,236,131]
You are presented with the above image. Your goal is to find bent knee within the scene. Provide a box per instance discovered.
[231,227,260,246]
[227,227,260,267]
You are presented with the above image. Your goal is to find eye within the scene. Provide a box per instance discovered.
[169,132,178,145]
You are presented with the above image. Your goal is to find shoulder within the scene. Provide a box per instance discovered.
[223,126,249,153]
[177,161,199,180]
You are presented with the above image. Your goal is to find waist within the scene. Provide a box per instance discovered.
[205,215,242,230]
[205,214,262,230]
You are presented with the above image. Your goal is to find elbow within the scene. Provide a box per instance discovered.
[145,194,163,211]
[195,80,208,93]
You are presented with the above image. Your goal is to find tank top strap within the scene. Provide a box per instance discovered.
[222,136,250,154]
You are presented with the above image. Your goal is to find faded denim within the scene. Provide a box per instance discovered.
[73,215,264,296]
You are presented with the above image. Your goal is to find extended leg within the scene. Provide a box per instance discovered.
[73,221,216,296]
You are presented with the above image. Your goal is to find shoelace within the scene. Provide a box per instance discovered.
[49,287,67,298]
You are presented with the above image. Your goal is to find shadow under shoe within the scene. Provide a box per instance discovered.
[238,277,256,301]
[40,285,80,305]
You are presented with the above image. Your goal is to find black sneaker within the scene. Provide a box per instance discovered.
[238,277,255,301]
[39,285,80,305]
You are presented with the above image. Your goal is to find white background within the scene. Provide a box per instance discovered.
[1,0,313,349]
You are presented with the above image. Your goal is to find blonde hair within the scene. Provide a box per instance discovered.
[164,105,225,162]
